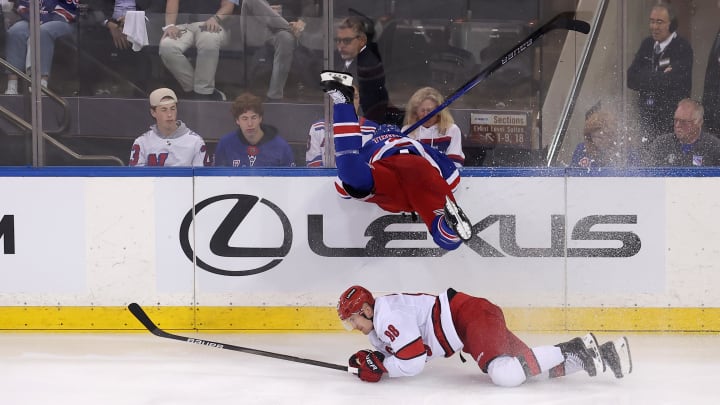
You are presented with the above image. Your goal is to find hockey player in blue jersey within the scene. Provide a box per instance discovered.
[306,83,379,167]
[321,70,472,250]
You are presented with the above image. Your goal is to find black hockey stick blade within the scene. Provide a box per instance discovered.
[402,11,590,135]
[547,11,590,34]
[128,303,353,373]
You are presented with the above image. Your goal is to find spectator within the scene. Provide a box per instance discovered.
[645,99,720,167]
[571,108,640,168]
[627,2,692,146]
[129,87,210,166]
[214,92,295,167]
[401,87,465,167]
[334,16,389,123]
[159,0,236,100]
[337,285,631,386]
[80,0,161,96]
[306,83,378,167]
[239,0,305,101]
[4,0,78,95]
[702,27,720,135]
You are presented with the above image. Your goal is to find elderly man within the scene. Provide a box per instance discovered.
[645,99,720,166]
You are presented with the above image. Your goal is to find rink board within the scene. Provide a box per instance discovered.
[1,167,719,332]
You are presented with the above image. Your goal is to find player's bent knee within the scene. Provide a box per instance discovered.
[487,356,528,387]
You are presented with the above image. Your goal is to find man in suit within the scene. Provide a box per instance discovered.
[334,16,388,123]
[627,2,693,146]
[702,28,720,135]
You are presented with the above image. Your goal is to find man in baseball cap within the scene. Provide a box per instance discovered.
[129,87,210,167]
[149,88,178,107]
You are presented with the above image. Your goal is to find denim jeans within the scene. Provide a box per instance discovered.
[5,19,75,77]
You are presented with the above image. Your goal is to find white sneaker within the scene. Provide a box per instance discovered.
[29,79,49,94]
[5,79,18,95]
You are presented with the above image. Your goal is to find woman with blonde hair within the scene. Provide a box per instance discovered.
[402,87,465,166]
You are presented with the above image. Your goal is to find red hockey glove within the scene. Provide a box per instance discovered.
[348,350,387,383]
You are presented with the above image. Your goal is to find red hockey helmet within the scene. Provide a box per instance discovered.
[337,285,375,321]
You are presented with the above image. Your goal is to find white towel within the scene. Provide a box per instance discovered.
[122,10,149,52]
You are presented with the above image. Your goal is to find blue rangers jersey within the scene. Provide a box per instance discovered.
[332,105,460,199]
[214,125,295,167]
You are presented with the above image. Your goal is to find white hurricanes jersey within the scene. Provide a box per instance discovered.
[401,123,465,167]
[129,121,210,167]
[368,291,463,378]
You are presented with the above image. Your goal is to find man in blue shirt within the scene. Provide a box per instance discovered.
[214,92,295,167]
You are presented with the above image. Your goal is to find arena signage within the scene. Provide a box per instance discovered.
[308,213,641,258]
[0,214,14,255]
[179,194,292,276]
[179,194,641,276]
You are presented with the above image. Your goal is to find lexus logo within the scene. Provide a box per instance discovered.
[179,194,292,276]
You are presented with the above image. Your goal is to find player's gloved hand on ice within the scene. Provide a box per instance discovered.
[349,349,387,382]
[320,70,354,105]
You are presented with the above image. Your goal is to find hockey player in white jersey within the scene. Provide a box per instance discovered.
[338,285,632,386]
[129,88,211,167]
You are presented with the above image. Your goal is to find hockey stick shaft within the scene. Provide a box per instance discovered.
[128,303,353,373]
[401,11,590,136]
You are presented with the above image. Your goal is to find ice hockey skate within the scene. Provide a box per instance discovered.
[600,336,632,378]
[443,196,473,241]
[320,70,354,105]
[555,333,604,377]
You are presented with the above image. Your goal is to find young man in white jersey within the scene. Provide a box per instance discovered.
[338,285,632,386]
[129,88,211,166]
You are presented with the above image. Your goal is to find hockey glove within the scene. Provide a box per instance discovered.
[320,70,354,105]
[348,350,387,383]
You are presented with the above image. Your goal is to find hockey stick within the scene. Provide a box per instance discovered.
[128,303,355,373]
[401,11,591,135]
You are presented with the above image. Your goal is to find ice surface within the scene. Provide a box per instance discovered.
[0,332,716,404]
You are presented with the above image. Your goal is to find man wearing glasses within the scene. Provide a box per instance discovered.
[645,99,720,166]
[334,16,389,123]
[627,2,693,146]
